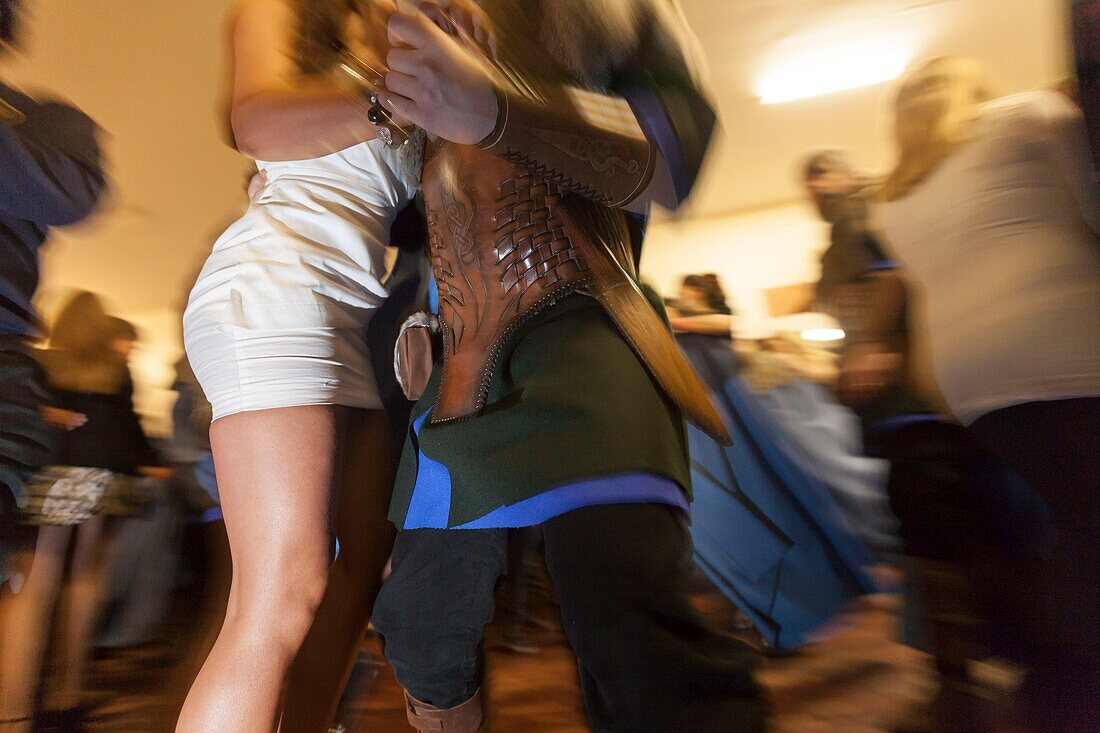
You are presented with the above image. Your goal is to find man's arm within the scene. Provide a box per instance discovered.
[0,95,105,226]
[383,5,716,212]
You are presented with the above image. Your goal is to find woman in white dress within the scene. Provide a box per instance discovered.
[178,1,422,730]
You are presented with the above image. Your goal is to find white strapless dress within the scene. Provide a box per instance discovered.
[184,138,419,420]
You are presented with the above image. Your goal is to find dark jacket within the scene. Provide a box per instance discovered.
[0,82,104,337]
[51,376,159,475]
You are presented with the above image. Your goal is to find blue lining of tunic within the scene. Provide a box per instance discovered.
[402,413,689,530]
[864,259,898,272]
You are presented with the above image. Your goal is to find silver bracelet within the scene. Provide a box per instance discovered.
[336,48,412,149]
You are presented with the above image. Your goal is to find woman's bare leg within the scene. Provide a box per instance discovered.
[175,406,343,733]
[280,409,397,733]
[0,525,73,733]
[54,514,108,710]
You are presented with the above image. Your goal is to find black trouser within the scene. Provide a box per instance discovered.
[871,419,1051,565]
[373,503,768,732]
[874,418,1057,653]
[969,398,1100,731]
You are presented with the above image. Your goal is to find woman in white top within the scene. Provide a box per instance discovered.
[178,1,425,730]
[877,57,1100,730]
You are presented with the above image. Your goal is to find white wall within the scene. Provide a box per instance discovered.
[645,0,1074,332]
[642,203,827,330]
[680,0,1073,216]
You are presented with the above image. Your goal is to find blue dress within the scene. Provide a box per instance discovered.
[679,335,878,651]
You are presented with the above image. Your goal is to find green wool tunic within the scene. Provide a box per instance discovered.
[388,290,692,529]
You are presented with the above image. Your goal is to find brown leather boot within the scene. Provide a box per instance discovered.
[403,689,486,733]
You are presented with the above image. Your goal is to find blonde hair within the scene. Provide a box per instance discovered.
[42,291,132,395]
[881,57,997,201]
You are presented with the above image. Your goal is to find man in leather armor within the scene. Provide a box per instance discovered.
[370,2,767,730]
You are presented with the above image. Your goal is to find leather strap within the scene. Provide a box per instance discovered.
[556,198,733,445]
[479,85,657,208]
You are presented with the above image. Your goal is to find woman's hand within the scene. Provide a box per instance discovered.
[246,169,269,202]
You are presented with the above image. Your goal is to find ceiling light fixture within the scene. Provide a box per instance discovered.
[756,35,912,105]
[801,328,846,342]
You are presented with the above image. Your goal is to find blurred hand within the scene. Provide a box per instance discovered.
[41,407,87,431]
[346,0,397,70]
[246,169,269,202]
[384,8,498,144]
[415,0,497,56]
[838,342,902,405]
[139,466,176,481]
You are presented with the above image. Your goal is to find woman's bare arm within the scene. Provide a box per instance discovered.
[669,314,733,336]
[228,0,383,161]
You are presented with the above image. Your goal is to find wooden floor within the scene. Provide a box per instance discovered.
[71,583,993,733]
[347,595,937,733]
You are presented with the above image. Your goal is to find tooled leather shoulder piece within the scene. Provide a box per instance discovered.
[426,145,594,423]
[498,126,647,205]
[479,87,657,208]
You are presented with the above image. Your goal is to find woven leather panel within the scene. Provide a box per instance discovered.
[423,143,731,444]
[494,174,589,295]
[425,146,593,421]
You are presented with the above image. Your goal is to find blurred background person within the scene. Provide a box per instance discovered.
[669,273,738,337]
[0,293,162,733]
[0,0,104,578]
[803,150,885,317]
[801,150,922,427]
[801,147,1023,733]
[0,2,106,730]
[673,271,881,653]
[878,56,1100,732]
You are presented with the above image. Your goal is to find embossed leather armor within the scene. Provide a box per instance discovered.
[479,86,657,208]
[424,141,592,420]
[417,0,730,444]
[423,136,732,444]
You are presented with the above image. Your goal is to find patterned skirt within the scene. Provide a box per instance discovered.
[19,465,142,526]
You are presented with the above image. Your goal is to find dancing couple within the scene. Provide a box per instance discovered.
[180,1,768,731]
